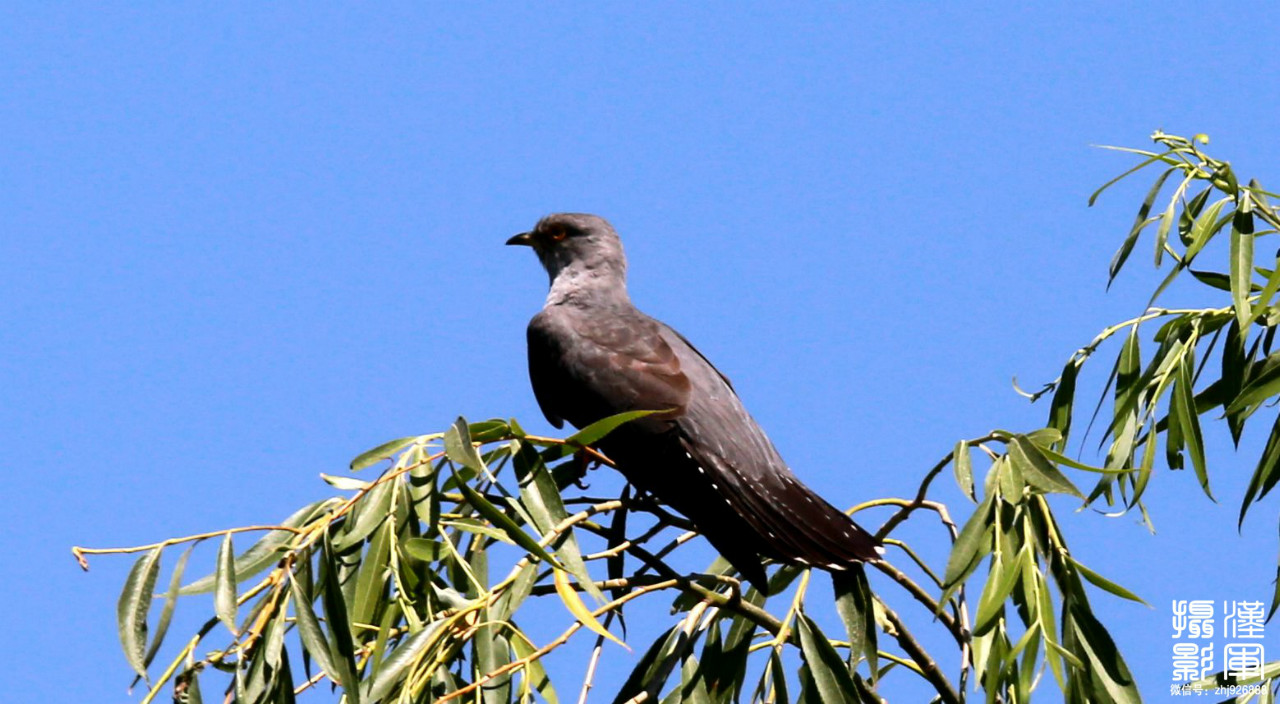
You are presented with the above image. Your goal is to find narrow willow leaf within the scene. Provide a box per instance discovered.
[1232,218,1257,331]
[1223,319,1248,444]
[513,441,602,602]
[1110,165,1175,285]
[1176,354,1214,500]
[832,567,877,681]
[611,626,680,704]
[542,409,666,461]
[214,533,238,635]
[1154,188,1178,266]
[1189,269,1232,291]
[404,537,444,562]
[336,477,395,551]
[322,474,373,491]
[1185,197,1232,263]
[350,435,420,471]
[476,629,513,704]
[408,454,440,536]
[1252,254,1280,325]
[116,546,162,679]
[510,631,559,704]
[1048,360,1079,450]
[553,568,625,649]
[1071,559,1149,606]
[181,499,330,595]
[1069,606,1141,704]
[974,550,1023,635]
[795,614,859,702]
[321,533,363,704]
[441,518,518,546]
[469,418,512,442]
[444,416,486,474]
[1088,150,1172,207]
[678,653,713,704]
[362,618,447,702]
[953,440,975,502]
[452,466,561,568]
[1241,414,1280,529]
[143,541,195,670]
[1230,353,1280,415]
[289,574,340,685]
[1010,435,1084,499]
[493,562,538,623]
[351,522,392,629]
[943,495,994,590]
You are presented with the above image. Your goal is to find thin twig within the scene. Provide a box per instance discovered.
[870,561,966,647]
[878,597,960,704]
[71,524,304,570]
[874,434,1000,541]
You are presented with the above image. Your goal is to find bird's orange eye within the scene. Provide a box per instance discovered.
[550,229,568,241]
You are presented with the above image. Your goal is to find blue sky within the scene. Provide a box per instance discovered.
[6,4,1280,702]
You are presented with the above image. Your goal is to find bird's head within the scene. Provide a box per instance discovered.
[507,213,628,292]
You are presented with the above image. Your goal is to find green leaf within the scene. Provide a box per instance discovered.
[116,546,162,679]
[1108,166,1175,285]
[289,573,340,686]
[795,614,859,702]
[513,441,602,602]
[1175,353,1214,500]
[612,626,681,704]
[214,533,238,635]
[404,537,445,562]
[1068,606,1141,704]
[1230,352,1280,415]
[974,549,1024,635]
[1232,217,1257,331]
[943,495,993,591]
[335,477,395,551]
[351,522,391,629]
[1071,559,1149,606]
[451,465,562,569]
[953,440,975,502]
[141,541,194,672]
[542,409,666,461]
[1009,435,1084,499]
[1185,197,1232,263]
[510,631,559,704]
[1089,151,1172,207]
[1048,360,1079,450]
[408,455,441,535]
[321,532,363,703]
[492,561,538,623]
[1188,268,1232,291]
[1240,413,1280,529]
[444,416,486,474]
[181,499,330,595]
[469,418,512,442]
[350,435,420,471]
[832,567,878,681]
[363,618,448,702]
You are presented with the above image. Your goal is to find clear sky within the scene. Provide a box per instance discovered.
[6,4,1280,702]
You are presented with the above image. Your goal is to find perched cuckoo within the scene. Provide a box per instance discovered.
[507,213,881,590]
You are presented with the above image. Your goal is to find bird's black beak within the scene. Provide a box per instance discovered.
[506,231,534,247]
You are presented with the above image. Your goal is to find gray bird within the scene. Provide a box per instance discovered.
[507,213,881,591]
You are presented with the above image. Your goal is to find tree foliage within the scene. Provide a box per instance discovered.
[75,131,1280,702]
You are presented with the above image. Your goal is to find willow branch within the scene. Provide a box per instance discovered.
[878,598,960,704]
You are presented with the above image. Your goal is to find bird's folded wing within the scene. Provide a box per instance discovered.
[527,308,691,429]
